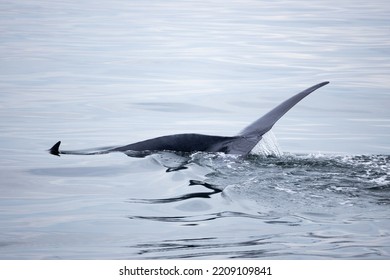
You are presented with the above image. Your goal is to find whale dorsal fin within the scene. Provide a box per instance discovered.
[49,141,61,156]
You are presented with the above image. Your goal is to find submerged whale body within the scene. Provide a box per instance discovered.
[49,82,329,157]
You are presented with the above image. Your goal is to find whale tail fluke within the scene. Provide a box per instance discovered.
[224,81,329,156]
[238,81,329,138]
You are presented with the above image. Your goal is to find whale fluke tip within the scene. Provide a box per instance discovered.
[313,81,330,88]
[49,141,61,156]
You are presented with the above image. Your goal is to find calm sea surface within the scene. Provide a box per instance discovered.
[0,0,389,259]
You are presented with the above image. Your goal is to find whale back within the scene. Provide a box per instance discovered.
[113,134,235,154]
[49,82,329,157]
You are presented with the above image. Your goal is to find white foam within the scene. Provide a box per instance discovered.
[250,130,283,157]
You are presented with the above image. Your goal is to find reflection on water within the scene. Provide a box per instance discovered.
[127,180,221,204]
[0,0,390,259]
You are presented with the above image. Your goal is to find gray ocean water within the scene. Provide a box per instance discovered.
[1,0,389,259]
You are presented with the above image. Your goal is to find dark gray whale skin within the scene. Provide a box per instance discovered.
[49,81,329,157]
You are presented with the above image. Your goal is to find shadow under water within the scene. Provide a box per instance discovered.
[122,152,390,259]
[128,152,390,207]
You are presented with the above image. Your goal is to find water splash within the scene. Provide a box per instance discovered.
[250,130,283,157]
[188,152,390,206]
